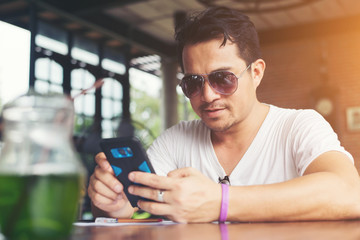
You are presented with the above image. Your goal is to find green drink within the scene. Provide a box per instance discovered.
[0,174,82,240]
[0,93,86,240]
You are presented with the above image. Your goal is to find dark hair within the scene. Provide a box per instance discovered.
[175,7,261,71]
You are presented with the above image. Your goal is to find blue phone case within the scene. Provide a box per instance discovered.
[100,136,155,207]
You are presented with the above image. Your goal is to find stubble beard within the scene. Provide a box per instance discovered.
[202,114,240,133]
[197,102,239,133]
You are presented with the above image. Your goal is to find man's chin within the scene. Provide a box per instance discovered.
[201,118,233,132]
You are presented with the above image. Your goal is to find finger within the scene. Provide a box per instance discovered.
[167,167,196,178]
[128,185,167,202]
[89,187,127,213]
[89,173,120,201]
[137,200,173,217]
[88,182,120,205]
[128,171,173,190]
[95,152,113,173]
[93,165,123,193]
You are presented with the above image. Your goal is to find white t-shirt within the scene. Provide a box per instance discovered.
[147,105,353,186]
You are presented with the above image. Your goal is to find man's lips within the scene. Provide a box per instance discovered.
[200,103,227,117]
[202,107,226,118]
[204,108,224,112]
[200,103,226,111]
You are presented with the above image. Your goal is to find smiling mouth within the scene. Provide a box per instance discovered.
[200,103,226,114]
[204,107,225,112]
[204,108,224,112]
[202,108,226,118]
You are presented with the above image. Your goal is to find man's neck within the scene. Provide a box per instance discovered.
[210,103,270,175]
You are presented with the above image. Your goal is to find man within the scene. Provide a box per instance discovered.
[88,7,360,223]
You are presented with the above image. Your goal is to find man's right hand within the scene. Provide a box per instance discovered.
[88,152,135,218]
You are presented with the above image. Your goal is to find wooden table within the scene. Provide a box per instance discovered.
[71,220,360,240]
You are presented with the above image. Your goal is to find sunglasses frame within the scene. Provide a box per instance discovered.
[179,64,251,98]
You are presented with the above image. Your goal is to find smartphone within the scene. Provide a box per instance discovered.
[99,136,156,207]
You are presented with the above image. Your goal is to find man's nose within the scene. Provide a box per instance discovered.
[200,79,221,102]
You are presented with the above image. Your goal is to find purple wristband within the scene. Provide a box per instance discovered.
[219,184,229,222]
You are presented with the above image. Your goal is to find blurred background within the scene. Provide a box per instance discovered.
[0,0,360,217]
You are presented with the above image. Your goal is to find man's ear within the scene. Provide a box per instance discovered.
[251,59,266,88]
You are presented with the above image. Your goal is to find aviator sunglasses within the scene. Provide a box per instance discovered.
[179,64,251,98]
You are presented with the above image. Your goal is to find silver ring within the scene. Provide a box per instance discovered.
[157,190,165,202]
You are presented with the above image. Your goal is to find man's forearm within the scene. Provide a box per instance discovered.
[228,172,360,222]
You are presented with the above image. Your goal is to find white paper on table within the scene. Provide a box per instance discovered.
[73,220,177,227]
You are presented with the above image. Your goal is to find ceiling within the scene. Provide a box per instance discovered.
[1,0,360,60]
[105,0,360,44]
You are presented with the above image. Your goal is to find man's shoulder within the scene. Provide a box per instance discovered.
[151,119,207,150]
[269,105,321,121]
[167,119,205,132]
[266,105,325,133]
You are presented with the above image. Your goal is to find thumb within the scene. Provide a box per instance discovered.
[95,152,113,173]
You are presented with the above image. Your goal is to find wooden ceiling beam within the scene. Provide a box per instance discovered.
[30,0,176,58]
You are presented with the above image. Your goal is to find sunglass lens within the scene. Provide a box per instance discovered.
[181,75,203,98]
[208,71,237,94]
